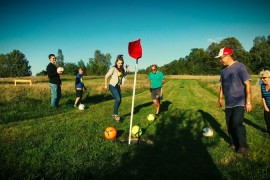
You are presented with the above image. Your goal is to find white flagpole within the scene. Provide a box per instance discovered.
[128,59,138,144]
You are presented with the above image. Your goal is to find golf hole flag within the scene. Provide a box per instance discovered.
[128,39,142,60]
[128,39,142,145]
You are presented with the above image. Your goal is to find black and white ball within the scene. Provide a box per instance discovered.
[202,127,213,137]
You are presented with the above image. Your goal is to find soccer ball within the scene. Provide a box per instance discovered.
[132,125,142,138]
[104,127,117,140]
[147,114,155,122]
[57,67,64,73]
[78,104,85,110]
[202,127,213,137]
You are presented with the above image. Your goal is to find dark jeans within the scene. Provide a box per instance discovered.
[225,106,247,148]
[264,110,270,134]
[49,83,61,107]
[109,84,121,115]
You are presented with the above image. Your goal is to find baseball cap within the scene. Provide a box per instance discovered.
[215,47,233,58]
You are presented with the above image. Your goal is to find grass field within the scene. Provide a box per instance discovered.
[0,75,269,179]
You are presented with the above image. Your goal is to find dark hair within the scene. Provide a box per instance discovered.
[77,67,83,73]
[114,55,125,74]
[151,64,157,68]
[48,54,55,59]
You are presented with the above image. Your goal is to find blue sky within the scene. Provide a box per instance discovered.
[0,0,269,75]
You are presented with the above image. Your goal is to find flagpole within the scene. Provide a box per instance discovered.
[128,59,138,144]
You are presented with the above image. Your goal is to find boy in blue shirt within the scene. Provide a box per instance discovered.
[74,68,87,108]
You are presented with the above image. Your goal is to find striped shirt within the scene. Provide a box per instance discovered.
[261,84,270,107]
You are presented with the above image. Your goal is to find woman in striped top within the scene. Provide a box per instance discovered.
[260,70,270,135]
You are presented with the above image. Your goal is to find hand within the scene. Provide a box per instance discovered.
[217,99,223,107]
[104,85,108,89]
[246,104,252,113]
[126,65,130,72]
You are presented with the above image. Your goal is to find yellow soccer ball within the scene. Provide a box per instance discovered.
[132,125,142,138]
[147,114,155,122]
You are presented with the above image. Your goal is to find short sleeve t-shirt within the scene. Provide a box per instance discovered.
[149,71,164,89]
[220,61,250,108]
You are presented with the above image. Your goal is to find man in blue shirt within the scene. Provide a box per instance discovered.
[216,47,252,155]
[148,64,165,116]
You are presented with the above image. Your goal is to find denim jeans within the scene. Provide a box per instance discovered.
[49,83,61,107]
[225,106,247,148]
[109,84,121,115]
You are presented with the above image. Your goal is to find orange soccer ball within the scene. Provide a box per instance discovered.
[104,127,117,140]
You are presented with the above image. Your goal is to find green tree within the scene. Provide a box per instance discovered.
[87,50,111,75]
[206,42,226,74]
[249,35,270,73]
[0,54,9,77]
[64,63,78,75]
[56,49,64,67]
[219,37,250,67]
[185,48,207,75]
[36,70,47,76]
[77,59,86,72]
[0,50,31,77]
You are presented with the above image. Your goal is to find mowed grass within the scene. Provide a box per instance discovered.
[0,75,269,179]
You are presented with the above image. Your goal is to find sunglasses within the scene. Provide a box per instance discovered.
[151,69,157,71]
[261,77,268,80]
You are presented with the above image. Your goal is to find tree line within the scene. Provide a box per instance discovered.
[0,35,269,77]
[139,35,270,75]
[36,49,112,76]
[0,50,32,77]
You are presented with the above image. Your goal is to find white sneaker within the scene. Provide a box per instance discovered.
[112,114,120,121]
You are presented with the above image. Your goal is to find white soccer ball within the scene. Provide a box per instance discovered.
[147,114,155,122]
[78,104,85,110]
[202,127,213,137]
[57,67,64,73]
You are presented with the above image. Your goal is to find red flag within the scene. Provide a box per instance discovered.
[128,39,142,59]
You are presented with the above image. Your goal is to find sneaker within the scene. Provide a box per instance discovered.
[74,104,77,108]
[229,144,236,150]
[112,115,120,122]
[115,115,120,121]
[238,147,249,155]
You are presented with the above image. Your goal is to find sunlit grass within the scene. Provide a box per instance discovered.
[0,75,269,179]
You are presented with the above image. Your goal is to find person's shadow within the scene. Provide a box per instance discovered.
[198,110,230,144]
[121,102,153,118]
[121,100,172,119]
[98,108,223,179]
[160,100,172,113]
[244,118,267,133]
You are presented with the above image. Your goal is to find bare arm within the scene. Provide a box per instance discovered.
[262,98,270,112]
[104,76,108,89]
[244,80,252,112]
[217,83,223,107]
[162,80,165,84]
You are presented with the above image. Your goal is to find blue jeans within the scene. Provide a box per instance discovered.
[225,106,247,148]
[109,84,121,115]
[49,83,61,107]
